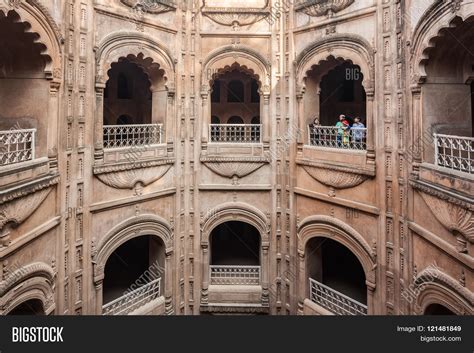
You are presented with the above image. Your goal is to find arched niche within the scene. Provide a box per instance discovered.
[92,214,174,315]
[297,215,377,315]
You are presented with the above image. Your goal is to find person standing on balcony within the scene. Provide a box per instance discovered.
[311,117,320,145]
[351,116,366,148]
[336,115,349,147]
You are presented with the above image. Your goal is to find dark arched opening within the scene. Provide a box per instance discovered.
[102,235,165,314]
[7,299,45,315]
[424,304,456,315]
[306,237,367,315]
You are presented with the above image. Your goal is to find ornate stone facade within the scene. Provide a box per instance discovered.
[0,0,472,316]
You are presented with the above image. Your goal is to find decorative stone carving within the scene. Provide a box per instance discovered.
[201,156,269,179]
[295,0,355,17]
[0,175,59,248]
[120,0,176,14]
[94,159,173,189]
[298,159,374,189]
[419,192,473,243]
[201,0,270,26]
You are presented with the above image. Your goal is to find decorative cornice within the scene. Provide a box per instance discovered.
[94,159,174,189]
[410,179,473,211]
[295,0,355,17]
[0,174,59,205]
[297,158,375,189]
[119,0,176,14]
[201,0,270,26]
[200,155,269,179]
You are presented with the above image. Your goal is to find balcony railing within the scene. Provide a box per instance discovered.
[103,124,163,149]
[210,265,261,285]
[309,278,367,316]
[308,125,367,150]
[209,124,262,143]
[434,133,473,175]
[102,277,161,315]
[0,129,36,166]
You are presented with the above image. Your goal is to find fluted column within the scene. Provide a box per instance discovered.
[411,86,422,172]
[165,88,176,146]
[201,86,210,144]
[47,81,60,172]
[296,89,305,145]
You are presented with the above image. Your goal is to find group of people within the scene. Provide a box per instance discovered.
[335,114,366,146]
[312,114,366,148]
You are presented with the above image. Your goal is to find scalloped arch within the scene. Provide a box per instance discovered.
[297,215,376,286]
[296,35,375,91]
[414,268,474,315]
[0,1,63,80]
[411,1,474,82]
[200,202,270,245]
[96,31,175,88]
[202,45,271,93]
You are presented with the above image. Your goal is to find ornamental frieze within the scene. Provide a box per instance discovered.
[200,155,270,179]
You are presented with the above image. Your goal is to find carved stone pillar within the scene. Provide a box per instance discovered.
[366,89,376,164]
[200,244,209,305]
[261,242,270,306]
[165,88,176,146]
[296,89,305,145]
[366,281,376,315]
[94,81,106,162]
[297,249,305,315]
[411,85,422,172]
[262,93,270,143]
[201,86,210,144]
[47,81,61,172]
[94,280,103,315]
[164,251,174,315]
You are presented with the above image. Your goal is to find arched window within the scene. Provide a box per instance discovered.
[227,116,244,124]
[227,80,245,103]
[117,73,132,99]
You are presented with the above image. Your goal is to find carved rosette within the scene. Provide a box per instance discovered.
[120,0,176,14]
[419,192,474,243]
[298,160,374,189]
[295,0,355,17]
[201,156,269,178]
[0,175,59,247]
[94,159,173,189]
